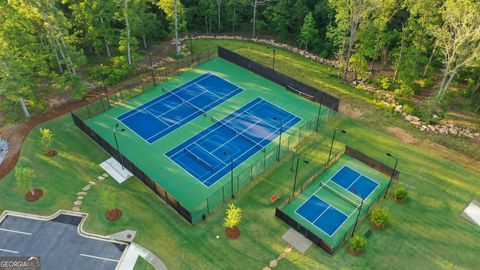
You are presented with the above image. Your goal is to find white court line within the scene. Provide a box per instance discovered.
[144,109,171,127]
[193,82,223,99]
[331,165,380,201]
[294,194,348,237]
[126,84,207,124]
[192,142,227,165]
[201,113,300,185]
[80,253,119,263]
[117,73,213,120]
[0,228,32,235]
[209,118,264,153]
[0,248,19,254]
[164,97,303,188]
[143,82,244,143]
[166,98,265,157]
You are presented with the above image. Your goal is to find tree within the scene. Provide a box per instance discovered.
[15,167,36,196]
[215,0,223,32]
[157,0,186,56]
[432,0,480,103]
[298,12,318,50]
[328,0,377,81]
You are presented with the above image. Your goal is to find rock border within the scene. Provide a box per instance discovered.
[179,34,479,140]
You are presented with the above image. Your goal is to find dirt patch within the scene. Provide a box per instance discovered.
[386,126,419,144]
[340,104,365,119]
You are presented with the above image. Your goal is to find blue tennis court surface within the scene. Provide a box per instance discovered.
[166,97,301,187]
[331,166,379,199]
[117,73,243,143]
[296,196,348,236]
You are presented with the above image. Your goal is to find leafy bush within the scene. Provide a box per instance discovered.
[370,206,389,227]
[371,75,392,90]
[394,82,415,98]
[402,103,415,115]
[349,235,367,251]
[395,188,408,201]
[413,101,445,124]
[15,167,36,195]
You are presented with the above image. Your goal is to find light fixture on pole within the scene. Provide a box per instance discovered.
[384,153,398,199]
[327,128,346,166]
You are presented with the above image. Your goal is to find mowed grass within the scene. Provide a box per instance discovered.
[0,43,479,269]
[191,39,480,160]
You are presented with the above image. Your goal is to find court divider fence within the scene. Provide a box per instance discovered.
[71,46,338,224]
[275,145,400,254]
[217,46,340,111]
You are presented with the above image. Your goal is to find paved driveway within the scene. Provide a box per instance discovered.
[0,213,127,270]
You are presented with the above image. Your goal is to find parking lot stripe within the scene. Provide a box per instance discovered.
[0,248,19,254]
[0,228,32,235]
[80,253,119,263]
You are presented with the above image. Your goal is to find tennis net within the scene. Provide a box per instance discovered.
[321,181,362,209]
[211,116,265,150]
[183,147,214,171]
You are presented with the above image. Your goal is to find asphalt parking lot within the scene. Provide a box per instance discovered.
[0,213,127,270]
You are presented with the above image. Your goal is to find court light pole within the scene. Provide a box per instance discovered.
[224,151,235,199]
[149,51,156,86]
[290,148,297,171]
[327,128,346,166]
[351,195,364,236]
[113,123,126,170]
[292,158,309,197]
[384,153,398,199]
[273,117,283,162]
[315,96,323,132]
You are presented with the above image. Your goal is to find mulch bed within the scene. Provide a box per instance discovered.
[347,246,364,255]
[370,221,385,230]
[105,208,123,221]
[25,188,44,202]
[225,226,241,239]
[44,150,58,157]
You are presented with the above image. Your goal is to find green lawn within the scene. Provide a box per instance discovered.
[0,40,479,269]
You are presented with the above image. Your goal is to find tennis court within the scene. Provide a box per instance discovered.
[331,166,379,200]
[280,155,390,250]
[117,72,243,143]
[166,97,301,187]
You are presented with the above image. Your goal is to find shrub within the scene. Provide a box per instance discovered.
[371,75,392,90]
[15,167,36,195]
[370,206,389,227]
[402,103,415,115]
[224,203,242,229]
[39,128,54,151]
[413,101,445,124]
[394,82,415,98]
[349,235,367,251]
[395,188,408,201]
